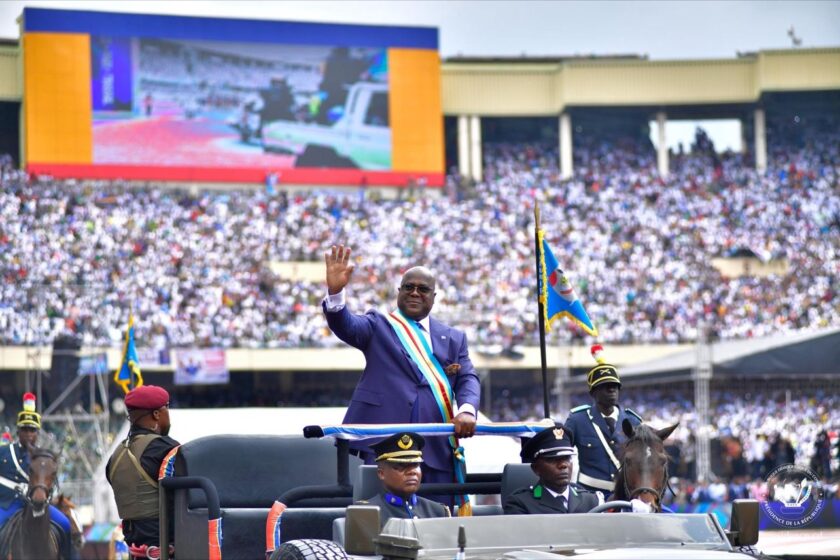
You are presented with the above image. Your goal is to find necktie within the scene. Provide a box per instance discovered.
[415,321,431,348]
[558,495,568,513]
[605,417,616,434]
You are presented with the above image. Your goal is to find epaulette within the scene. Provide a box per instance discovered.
[569,404,590,414]
[625,408,643,422]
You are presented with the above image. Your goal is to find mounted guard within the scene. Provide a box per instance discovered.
[565,345,644,493]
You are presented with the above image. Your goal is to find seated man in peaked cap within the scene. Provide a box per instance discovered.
[360,432,450,528]
[504,424,601,515]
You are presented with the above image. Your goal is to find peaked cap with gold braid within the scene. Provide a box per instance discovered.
[17,392,41,429]
[587,344,621,391]
[371,432,425,464]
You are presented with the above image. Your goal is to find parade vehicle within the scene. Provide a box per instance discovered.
[261,82,391,169]
[154,421,778,560]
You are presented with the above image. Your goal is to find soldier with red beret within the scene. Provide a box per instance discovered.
[106,385,179,553]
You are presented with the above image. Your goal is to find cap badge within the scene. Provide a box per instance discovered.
[398,435,413,450]
[553,428,565,440]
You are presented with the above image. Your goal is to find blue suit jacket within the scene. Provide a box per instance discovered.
[324,305,480,471]
[565,404,642,490]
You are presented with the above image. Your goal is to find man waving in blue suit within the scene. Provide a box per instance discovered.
[323,244,480,508]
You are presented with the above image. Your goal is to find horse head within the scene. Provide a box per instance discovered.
[26,448,59,518]
[54,492,85,550]
[618,420,678,512]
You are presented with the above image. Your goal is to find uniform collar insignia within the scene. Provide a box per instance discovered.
[385,493,417,507]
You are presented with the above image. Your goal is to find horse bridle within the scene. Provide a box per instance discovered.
[624,468,667,510]
[23,451,58,513]
[622,447,670,512]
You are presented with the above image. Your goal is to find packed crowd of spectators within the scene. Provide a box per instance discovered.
[492,382,840,503]
[3,114,836,507]
[2,115,837,351]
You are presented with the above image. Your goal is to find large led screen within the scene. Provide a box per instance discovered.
[23,9,443,186]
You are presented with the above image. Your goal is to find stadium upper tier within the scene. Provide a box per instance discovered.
[0,118,837,350]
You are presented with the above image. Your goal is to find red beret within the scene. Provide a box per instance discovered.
[125,385,170,410]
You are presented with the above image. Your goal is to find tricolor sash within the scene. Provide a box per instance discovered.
[384,309,470,515]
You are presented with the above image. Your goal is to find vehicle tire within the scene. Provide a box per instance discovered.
[296,145,357,168]
[269,539,348,560]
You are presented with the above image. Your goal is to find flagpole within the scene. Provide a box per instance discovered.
[129,304,135,392]
[534,202,551,419]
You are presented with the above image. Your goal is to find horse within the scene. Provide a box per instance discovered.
[54,493,85,553]
[0,447,65,559]
[611,420,678,512]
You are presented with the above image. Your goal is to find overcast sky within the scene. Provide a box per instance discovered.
[2,0,839,59]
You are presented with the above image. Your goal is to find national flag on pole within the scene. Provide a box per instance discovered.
[114,313,144,393]
[538,230,599,337]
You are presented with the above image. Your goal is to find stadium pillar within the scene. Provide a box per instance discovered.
[693,326,713,483]
[469,115,483,182]
[753,108,767,174]
[656,111,669,178]
[457,115,471,179]
[559,113,573,179]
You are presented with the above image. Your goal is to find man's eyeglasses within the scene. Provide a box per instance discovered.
[399,284,433,295]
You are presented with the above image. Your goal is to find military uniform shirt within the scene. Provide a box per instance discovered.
[0,443,29,509]
[504,483,599,515]
[365,492,449,528]
[564,404,642,492]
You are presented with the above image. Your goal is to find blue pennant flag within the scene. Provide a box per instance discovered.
[114,313,144,394]
[538,231,599,337]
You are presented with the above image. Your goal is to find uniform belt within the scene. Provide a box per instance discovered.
[577,472,615,491]
[0,475,27,495]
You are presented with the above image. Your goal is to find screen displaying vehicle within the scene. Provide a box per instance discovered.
[22,8,443,186]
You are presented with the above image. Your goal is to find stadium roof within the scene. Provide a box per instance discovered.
[441,47,840,116]
[620,327,840,379]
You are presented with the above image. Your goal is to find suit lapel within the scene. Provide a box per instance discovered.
[614,405,629,444]
[546,492,568,513]
[589,407,612,436]
[429,317,449,364]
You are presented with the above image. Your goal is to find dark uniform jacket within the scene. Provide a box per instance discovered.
[365,492,449,528]
[564,404,642,493]
[105,428,179,547]
[504,483,599,515]
[0,443,29,509]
